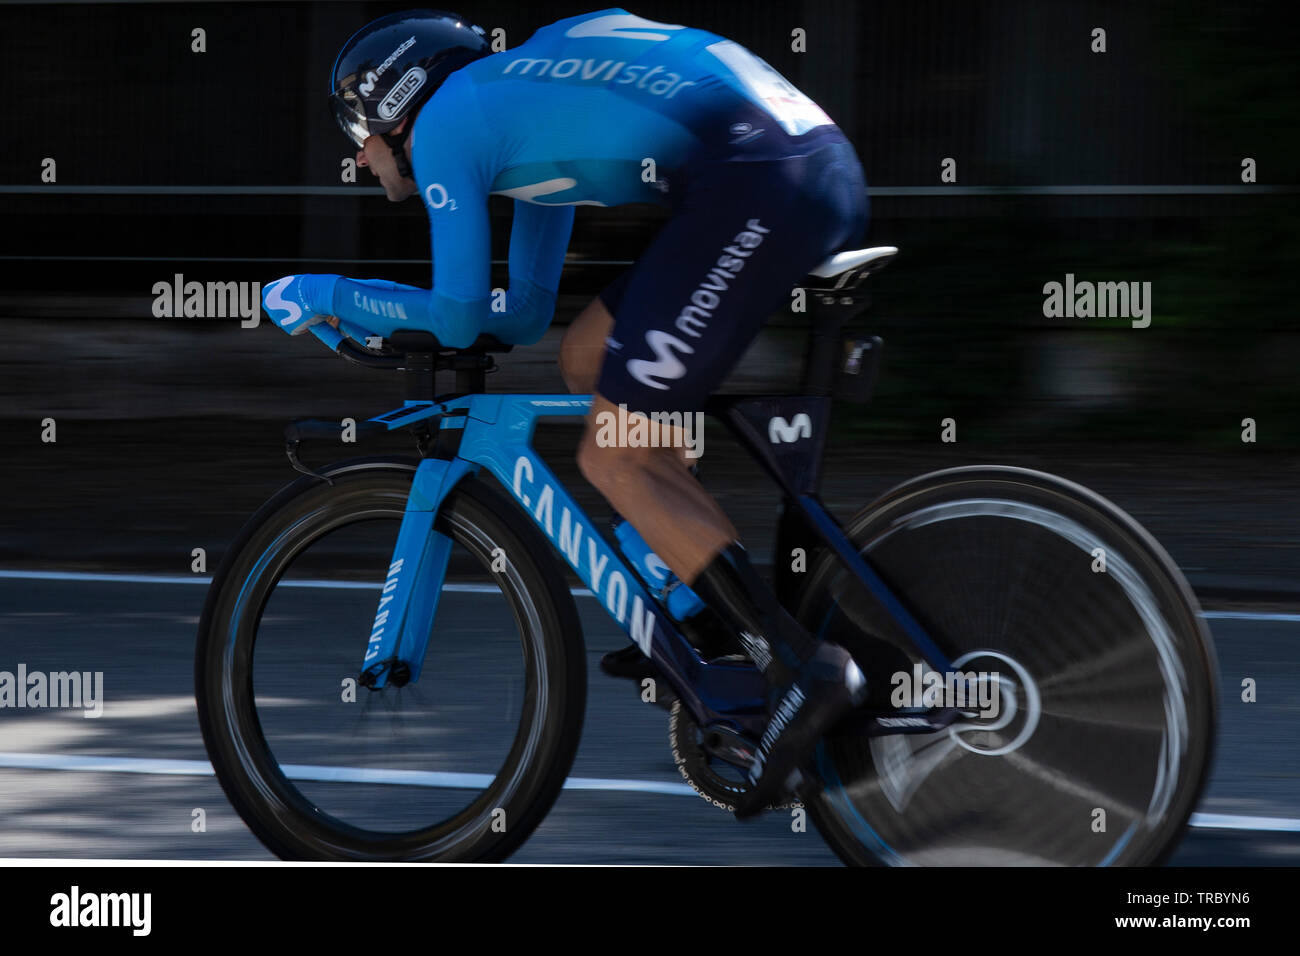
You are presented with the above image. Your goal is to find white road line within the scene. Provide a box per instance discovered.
[0,752,1295,832]
[5,570,1300,620]
[0,752,694,797]
[1202,611,1300,623]
[1188,813,1300,833]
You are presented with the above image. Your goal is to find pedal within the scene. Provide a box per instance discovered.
[828,705,963,737]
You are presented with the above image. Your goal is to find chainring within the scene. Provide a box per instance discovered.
[669,701,801,813]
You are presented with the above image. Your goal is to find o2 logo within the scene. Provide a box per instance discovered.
[424,183,458,211]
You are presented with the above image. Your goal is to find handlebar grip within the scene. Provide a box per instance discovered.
[308,322,344,351]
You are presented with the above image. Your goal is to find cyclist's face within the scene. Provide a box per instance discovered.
[356,119,416,202]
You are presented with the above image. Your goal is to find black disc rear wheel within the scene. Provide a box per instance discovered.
[799,466,1217,866]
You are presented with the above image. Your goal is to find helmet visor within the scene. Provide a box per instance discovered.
[329,88,371,148]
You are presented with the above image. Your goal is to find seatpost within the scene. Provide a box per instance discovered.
[447,352,492,395]
[403,352,435,402]
[803,292,863,395]
[454,363,486,394]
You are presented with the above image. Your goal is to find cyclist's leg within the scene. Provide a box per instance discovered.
[558,296,612,394]
[577,141,867,585]
[563,298,739,686]
[580,391,738,580]
[577,137,872,814]
[564,289,732,581]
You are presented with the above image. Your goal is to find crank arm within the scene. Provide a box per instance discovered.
[828,705,964,738]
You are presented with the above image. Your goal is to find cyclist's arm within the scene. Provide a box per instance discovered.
[313,175,492,348]
[491,199,574,344]
[318,73,571,348]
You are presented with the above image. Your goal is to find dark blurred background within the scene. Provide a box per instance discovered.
[2,0,1296,436]
[3,0,1298,567]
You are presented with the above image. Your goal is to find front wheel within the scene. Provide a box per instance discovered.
[799,466,1218,866]
[195,458,586,861]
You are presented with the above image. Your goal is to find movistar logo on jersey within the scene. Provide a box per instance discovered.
[501,56,697,99]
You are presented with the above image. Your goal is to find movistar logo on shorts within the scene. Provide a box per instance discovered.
[626,330,694,391]
[377,66,426,120]
[627,218,770,391]
[501,56,696,99]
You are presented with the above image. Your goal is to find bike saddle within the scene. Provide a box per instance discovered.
[801,246,899,293]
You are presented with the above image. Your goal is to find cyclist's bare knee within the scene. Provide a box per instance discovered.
[559,297,613,394]
[578,423,659,498]
[577,394,681,499]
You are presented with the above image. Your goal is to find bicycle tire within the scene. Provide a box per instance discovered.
[798,465,1218,866]
[195,457,586,861]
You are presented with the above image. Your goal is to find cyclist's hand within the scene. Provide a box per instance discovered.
[262,274,340,335]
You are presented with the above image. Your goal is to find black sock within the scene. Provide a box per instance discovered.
[689,542,820,685]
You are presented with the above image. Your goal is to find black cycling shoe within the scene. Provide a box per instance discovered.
[734,641,867,819]
[602,606,739,682]
[677,605,742,661]
[599,645,678,708]
[600,643,657,680]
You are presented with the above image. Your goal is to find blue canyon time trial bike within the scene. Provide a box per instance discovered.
[195,246,1218,865]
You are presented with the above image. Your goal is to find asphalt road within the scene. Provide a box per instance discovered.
[0,575,1296,865]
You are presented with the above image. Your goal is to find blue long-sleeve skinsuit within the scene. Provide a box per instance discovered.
[308,9,859,340]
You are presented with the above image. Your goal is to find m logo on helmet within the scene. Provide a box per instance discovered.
[358,70,380,97]
[377,66,427,120]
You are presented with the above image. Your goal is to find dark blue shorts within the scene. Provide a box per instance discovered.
[596,134,869,414]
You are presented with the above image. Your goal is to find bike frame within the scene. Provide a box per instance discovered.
[354,389,959,740]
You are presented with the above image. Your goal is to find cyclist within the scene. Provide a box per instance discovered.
[262,7,869,817]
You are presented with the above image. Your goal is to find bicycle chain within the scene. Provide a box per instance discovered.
[668,700,801,813]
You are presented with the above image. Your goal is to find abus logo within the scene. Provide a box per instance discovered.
[377,66,426,120]
[768,413,811,444]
